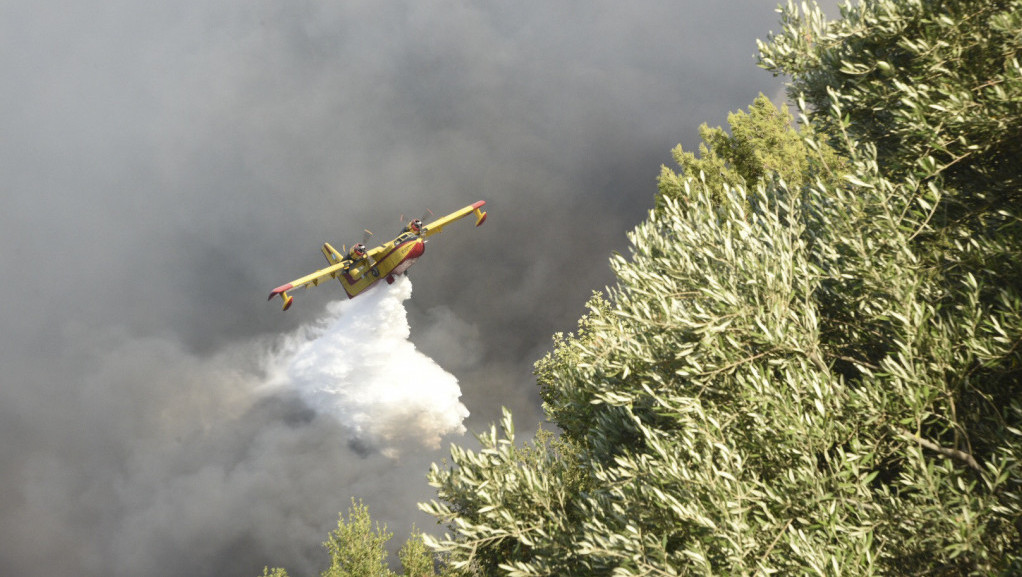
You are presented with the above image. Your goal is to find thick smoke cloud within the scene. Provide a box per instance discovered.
[1,278,469,577]
[1,1,840,575]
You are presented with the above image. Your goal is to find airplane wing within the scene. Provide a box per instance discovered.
[269,202,486,310]
[268,239,392,310]
[365,243,387,264]
[268,261,348,311]
[421,201,487,238]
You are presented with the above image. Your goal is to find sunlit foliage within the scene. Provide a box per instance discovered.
[657,94,811,207]
[759,0,1022,199]
[422,1,1022,575]
[322,499,395,577]
[260,499,445,577]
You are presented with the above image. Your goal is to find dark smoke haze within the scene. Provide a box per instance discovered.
[0,1,840,575]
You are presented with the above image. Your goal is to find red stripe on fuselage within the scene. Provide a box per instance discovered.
[340,238,425,285]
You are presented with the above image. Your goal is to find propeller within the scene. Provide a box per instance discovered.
[400,209,433,236]
[400,209,433,224]
[414,209,434,236]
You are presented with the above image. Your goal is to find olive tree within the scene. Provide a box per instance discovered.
[422,1,1021,575]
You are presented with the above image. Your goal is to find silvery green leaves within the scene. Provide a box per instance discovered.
[422,1,1022,574]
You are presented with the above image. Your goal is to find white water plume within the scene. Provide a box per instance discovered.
[264,277,469,457]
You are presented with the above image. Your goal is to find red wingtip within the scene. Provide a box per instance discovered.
[471,200,486,209]
[268,283,294,300]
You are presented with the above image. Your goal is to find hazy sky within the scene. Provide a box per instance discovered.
[1,1,839,575]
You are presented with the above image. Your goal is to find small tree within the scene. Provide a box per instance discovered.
[398,527,437,577]
[322,499,395,577]
[259,500,448,577]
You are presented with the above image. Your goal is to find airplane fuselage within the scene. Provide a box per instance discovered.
[339,234,425,298]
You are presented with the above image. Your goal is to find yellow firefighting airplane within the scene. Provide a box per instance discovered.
[268,201,487,310]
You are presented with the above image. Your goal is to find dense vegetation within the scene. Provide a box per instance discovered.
[264,1,1021,575]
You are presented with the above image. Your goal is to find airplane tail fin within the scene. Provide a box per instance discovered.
[322,242,344,265]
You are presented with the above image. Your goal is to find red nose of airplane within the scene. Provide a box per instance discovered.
[407,238,425,259]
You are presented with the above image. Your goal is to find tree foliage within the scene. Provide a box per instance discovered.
[260,499,447,577]
[759,0,1022,200]
[656,93,841,211]
[422,1,1022,575]
[323,498,396,577]
[421,414,591,576]
[399,527,441,577]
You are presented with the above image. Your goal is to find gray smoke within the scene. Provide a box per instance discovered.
[1,286,471,577]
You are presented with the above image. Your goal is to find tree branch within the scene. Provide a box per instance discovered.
[896,428,982,473]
